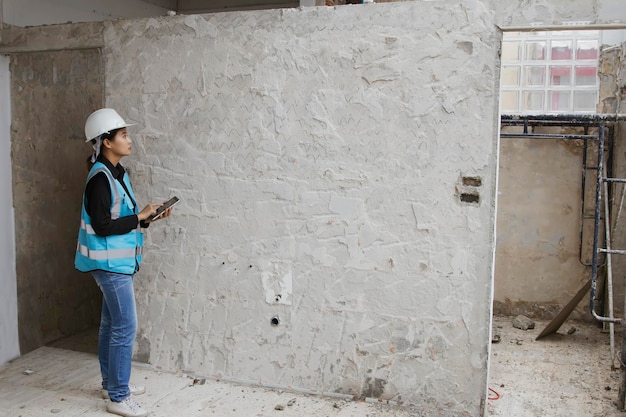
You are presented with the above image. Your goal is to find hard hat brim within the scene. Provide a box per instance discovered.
[84,123,136,142]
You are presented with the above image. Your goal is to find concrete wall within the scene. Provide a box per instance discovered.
[103,2,500,413]
[494,132,591,319]
[494,0,626,28]
[10,49,104,353]
[0,54,19,365]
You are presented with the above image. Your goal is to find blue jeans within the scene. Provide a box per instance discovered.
[92,270,137,402]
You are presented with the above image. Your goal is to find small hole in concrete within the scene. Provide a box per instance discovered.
[460,193,480,203]
[462,176,482,187]
[275,294,282,302]
[270,316,280,327]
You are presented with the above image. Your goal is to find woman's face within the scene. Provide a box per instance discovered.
[105,128,132,157]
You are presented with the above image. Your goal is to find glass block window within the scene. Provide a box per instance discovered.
[500,30,599,114]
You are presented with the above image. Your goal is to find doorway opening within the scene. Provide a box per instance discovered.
[10,49,104,356]
[488,28,626,415]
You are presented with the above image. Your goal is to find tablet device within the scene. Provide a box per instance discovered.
[149,196,179,221]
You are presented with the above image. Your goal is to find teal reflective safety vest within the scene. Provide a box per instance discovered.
[75,162,144,274]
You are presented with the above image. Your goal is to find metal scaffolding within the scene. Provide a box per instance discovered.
[499,114,626,371]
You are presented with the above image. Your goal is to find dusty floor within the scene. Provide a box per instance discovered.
[487,315,625,417]
[0,315,624,416]
[0,347,418,417]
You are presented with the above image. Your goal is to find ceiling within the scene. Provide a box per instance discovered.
[0,0,304,28]
[173,0,300,14]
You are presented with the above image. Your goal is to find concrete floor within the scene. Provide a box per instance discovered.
[488,316,625,417]
[0,316,623,417]
[0,346,417,417]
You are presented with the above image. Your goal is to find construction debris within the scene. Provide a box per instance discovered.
[512,315,535,330]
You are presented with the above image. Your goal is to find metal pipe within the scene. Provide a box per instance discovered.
[599,248,626,255]
[590,124,621,323]
[501,114,626,122]
[502,120,612,127]
[613,184,626,242]
[579,136,591,266]
[623,225,626,375]
[501,24,626,32]
[500,133,598,140]
[603,181,617,368]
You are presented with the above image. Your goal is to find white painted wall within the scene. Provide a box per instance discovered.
[0,54,19,366]
[2,0,170,27]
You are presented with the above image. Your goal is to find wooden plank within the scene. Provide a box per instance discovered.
[535,279,592,340]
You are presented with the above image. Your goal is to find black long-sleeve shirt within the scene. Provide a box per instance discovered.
[85,155,149,236]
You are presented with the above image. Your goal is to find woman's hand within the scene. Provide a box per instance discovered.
[137,203,162,222]
[156,206,173,221]
[138,201,175,223]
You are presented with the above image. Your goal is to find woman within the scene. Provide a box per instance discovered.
[75,108,172,417]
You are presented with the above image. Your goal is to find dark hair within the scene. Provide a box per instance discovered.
[100,128,123,142]
[85,128,123,171]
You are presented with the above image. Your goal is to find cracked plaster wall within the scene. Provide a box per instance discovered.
[103,1,499,414]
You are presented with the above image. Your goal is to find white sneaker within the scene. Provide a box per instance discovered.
[102,384,146,399]
[106,395,148,417]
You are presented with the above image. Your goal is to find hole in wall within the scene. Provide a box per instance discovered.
[270,316,280,327]
[462,176,482,187]
[460,193,480,203]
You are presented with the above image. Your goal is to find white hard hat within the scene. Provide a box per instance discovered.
[84,108,135,142]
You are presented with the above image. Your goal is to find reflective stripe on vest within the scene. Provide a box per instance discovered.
[77,243,142,260]
[74,162,143,274]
